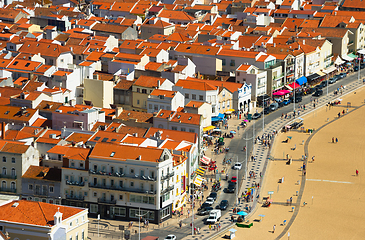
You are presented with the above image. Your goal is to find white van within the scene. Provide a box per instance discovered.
[206,210,221,224]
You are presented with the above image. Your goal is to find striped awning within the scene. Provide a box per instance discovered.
[194,175,205,186]
[195,167,206,176]
[200,155,211,165]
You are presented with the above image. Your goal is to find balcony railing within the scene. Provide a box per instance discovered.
[0,187,16,193]
[65,180,85,186]
[98,198,117,204]
[34,190,48,196]
[160,185,174,194]
[273,73,285,80]
[66,195,84,201]
[161,172,174,181]
[89,170,156,182]
[0,174,17,179]
[89,183,156,195]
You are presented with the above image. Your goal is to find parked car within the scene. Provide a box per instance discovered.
[262,107,271,114]
[290,120,304,129]
[278,101,285,108]
[227,182,236,193]
[230,176,237,184]
[197,206,214,215]
[208,192,218,201]
[233,162,242,170]
[252,112,262,120]
[205,197,215,205]
[283,99,291,105]
[289,96,302,103]
[198,203,212,211]
[361,63,365,69]
[218,200,229,210]
[312,90,323,97]
[339,72,347,78]
[269,102,279,111]
[329,77,338,84]
[319,80,328,88]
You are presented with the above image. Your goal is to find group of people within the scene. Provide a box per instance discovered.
[331,137,339,143]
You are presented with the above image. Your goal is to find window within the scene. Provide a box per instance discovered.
[119,181,123,188]
[11,168,15,176]
[90,204,98,213]
[80,163,84,168]
[137,100,140,105]
[192,94,196,100]
[141,183,144,190]
[230,60,235,66]
[10,182,15,190]
[93,192,97,197]
[2,167,6,175]
[2,157,6,162]
[161,206,170,219]
[82,231,85,240]
[130,194,155,204]
[112,207,126,216]
[28,184,33,190]
[130,182,134,187]
[71,162,75,167]
[172,126,177,131]
[137,88,140,93]
[222,59,226,66]
[11,157,15,163]
[119,195,123,200]
[129,209,155,220]
[130,169,134,174]
[199,95,203,101]
[189,129,195,133]
[119,168,124,174]
[49,186,54,193]
[142,89,147,94]
[149,104,152,109]
[185,93,189,99]
[181,127,186,132]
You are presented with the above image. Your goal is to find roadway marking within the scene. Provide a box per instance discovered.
[307,179,353,184]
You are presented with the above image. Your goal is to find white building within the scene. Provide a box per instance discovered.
[147,89,184,113]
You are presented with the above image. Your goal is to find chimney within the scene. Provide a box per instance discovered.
[157,80,161,88]
[303,40,305,45]
[274,43,276,47]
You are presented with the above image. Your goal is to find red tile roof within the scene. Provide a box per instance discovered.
[0,200,84,227]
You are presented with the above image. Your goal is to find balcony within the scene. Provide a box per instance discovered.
[98,198,117,204]
[66,195,84,201]
[0,174,17,180]
[286,69,295,75]
[325,54,333,60]
[273,73,285,80]
[89,183,156,195]
[160,185,174,194]
[0,187,16,193]
[65,180,85,186]
[89,170,156,182]
[160,172,174,181]
[34,190,48,196]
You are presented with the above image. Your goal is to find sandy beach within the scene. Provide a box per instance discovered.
[216,86,365,239]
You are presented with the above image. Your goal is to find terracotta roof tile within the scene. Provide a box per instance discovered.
[145,127,197,143]
[134,75,166,88]
[47,145,91,161]
[22,166,61,181]
[116,110,153,123]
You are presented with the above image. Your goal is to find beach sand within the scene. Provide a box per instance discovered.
[217,87,365,239]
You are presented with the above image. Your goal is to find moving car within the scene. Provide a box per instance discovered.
[278,101,285,108]
[227,182,236,193]
[212,182,221,192]
[197,206,214,215]
[252,112,262,120]
[233,162,242,170]
[218,200,229,210]
[319,80,328,88]
[329,76,338,84]
[230,176,237,184]
[164,235,176,240]
[338,72,347,79]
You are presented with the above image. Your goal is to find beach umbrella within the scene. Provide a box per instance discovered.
[287,136,292,139]
[237,211,248,216]
[243,119,248,122]
[230,130,236,134]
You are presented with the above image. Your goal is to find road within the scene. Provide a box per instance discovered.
[91,69,363,240]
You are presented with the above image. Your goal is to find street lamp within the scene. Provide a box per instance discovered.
[136,191,150,240]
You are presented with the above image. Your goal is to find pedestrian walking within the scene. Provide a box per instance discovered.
[179,221,182,228]
[290,197,292,206]
[273,225,276,233]
[332,137,334,143]
[356,169,359,176]
[336,138,338,143]
[209,224,212,231]
[312,156,315,162]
